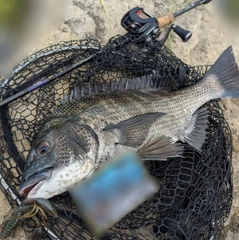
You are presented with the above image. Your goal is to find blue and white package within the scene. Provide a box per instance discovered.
[68,151,159,237]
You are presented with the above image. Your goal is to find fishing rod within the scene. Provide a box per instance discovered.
[0,0,212,107]
[173,0,212,18]
[121,0,212,43]
[0,49,100,107]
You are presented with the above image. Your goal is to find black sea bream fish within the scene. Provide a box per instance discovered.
[19,46,239,199]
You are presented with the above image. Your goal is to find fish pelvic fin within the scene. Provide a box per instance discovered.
[183,106,209,152]
[137,135,183,161]
[205,46,239,98]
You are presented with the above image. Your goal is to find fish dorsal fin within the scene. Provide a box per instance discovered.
[152,73,178,90]
[64,72,178,102]
[103,112,166,148]
[123,74,154,90]
[138,135,183,160]
[184,107,209,152]
[67,75,155,100]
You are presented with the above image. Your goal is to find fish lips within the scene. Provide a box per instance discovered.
[18,168,52,198]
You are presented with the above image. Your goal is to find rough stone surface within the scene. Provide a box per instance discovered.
[0,0,239,239]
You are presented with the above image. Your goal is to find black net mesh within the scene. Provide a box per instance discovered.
[0,35,233,240]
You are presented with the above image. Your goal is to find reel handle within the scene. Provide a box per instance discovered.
[172,24,192,42]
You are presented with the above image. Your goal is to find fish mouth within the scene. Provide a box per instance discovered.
[18,168,52,198]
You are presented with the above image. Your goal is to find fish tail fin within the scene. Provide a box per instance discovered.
[205,46,239,98]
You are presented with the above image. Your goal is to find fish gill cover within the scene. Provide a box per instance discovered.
[0,35,233,239]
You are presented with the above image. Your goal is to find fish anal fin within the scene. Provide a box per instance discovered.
[138,135,183,161]
[103,112,166,148]
[184,107,209,152]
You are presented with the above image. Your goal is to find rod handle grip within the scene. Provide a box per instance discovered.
[157,13,174,28]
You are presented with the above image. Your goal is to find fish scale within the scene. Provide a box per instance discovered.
[53,89,201,140]
[18,46,239,199]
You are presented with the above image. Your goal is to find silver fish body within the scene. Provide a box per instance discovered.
[19,46,239,199]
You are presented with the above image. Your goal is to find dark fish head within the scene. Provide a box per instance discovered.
[19,115,99,199]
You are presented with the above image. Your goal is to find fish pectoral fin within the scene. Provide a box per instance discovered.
[184,106,209,152]
[103,112,166,148]
[137,135,183,161]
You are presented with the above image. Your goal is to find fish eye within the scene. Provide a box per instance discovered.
[36,142,50,155]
